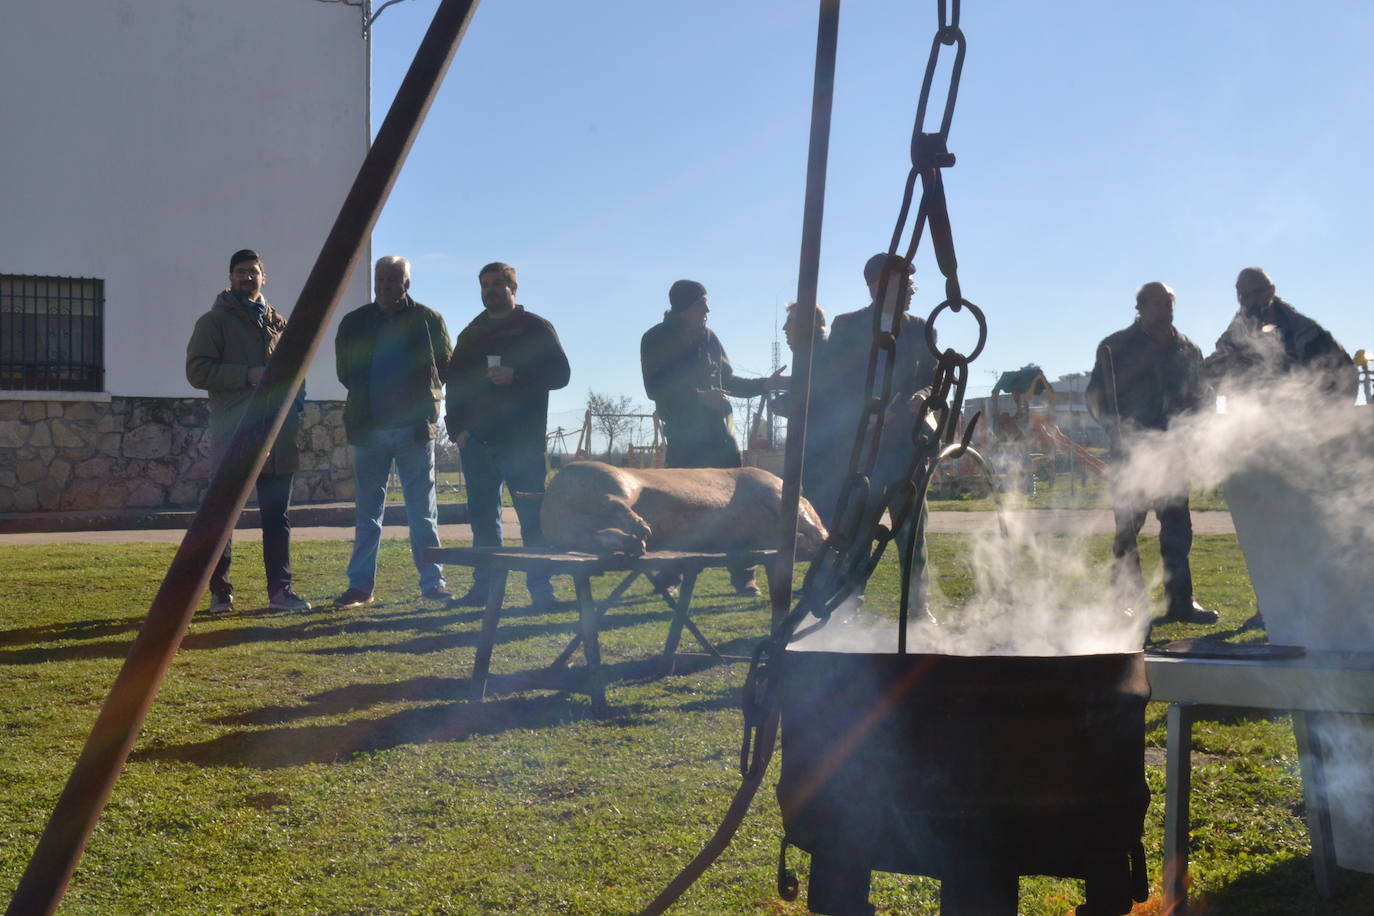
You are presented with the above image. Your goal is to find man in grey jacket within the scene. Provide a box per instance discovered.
[333,256,453,608]
[186,248,309,613]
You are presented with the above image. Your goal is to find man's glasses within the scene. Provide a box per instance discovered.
[232,268,261,279]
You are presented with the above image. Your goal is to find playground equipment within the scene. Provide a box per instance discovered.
[971,365,1106,496]
[571,408,664,468]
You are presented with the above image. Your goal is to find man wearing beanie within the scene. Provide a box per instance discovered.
[186,249,310,612]
[640,279,785,596]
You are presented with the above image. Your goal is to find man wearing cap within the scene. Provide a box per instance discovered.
[332,256,453,609]
[809,253,938,608]
[445,262,570,610]
[640,279,786,595]
[1202,267,1356,402]
[1086,281,1216,626]
[186,248,310,612]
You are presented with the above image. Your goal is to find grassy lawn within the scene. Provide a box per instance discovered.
[928,476,1230,512]
[2,535,1371,914]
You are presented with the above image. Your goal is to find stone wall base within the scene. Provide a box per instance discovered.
[0,396,354,513]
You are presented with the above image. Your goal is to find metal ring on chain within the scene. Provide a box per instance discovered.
[923,297,986,362]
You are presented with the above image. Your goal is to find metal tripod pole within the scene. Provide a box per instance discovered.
[7,2,480,912]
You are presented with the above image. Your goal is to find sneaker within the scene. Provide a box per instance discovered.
[447,586,488,608]
[208,591,234,614]
[421,585,453,602]
[269,587,312,611]
[1163,601,1219,626]
[733,578,761,598]
[332,587,374,609]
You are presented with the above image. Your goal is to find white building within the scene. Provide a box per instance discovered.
[0,0,372,513]
[1,0,370,401]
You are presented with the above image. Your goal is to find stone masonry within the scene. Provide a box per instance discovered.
[0,397,354,513]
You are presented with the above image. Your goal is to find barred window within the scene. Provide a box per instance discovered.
[0,274,105,392]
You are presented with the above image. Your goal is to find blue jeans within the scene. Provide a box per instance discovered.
[346,427,445,592]
[459,439,549,594]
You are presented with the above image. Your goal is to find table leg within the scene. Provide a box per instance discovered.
[662,570,699,660]
[1292,711,1338,897]
[551,570,640,668]
[1163,703,1198,913]
[574,574,608,716]
[469,571,507,701]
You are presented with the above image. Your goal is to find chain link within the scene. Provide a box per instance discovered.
[756,0,989,664]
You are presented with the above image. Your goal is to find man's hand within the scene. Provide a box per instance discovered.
[454,430,471,448]
[762,366,789,393]
[247,366,266,386]
[487,365,515,386]
[697,388,731,413]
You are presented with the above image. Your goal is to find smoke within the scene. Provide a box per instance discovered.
[792,370,1374,659]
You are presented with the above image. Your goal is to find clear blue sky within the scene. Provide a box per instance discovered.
[370,0,1373,435]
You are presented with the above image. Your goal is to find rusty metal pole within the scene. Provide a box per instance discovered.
[7,2,480,912]
[770,0,840,632]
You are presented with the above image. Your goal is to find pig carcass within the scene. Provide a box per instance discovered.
[538,461,828,556]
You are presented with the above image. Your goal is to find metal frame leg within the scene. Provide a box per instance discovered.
[1163,703,1199,913]
[1292,711,1339,897]
[468,571,507,701]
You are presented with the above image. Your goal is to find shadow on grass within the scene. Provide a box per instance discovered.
[0,613,145,649]
[0,605,482,665]
[308,605,679,657]
[133,692,608,769]
[1194,854,1374,915]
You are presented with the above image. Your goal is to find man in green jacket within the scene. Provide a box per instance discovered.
[333,256,453,608]
[186,249,310,613]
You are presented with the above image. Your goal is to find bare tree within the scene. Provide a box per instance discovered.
[586,390,640,459]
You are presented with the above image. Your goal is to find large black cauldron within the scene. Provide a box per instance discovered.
[775,649,1149,916]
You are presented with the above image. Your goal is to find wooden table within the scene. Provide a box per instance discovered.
[423,546,777,715]
[1146,649,1374,913]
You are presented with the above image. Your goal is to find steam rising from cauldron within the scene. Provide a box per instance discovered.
[792,370,1373,659]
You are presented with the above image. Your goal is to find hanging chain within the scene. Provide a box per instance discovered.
[743,0,991,770]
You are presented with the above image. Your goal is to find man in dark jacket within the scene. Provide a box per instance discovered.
[810,253,939,613]
[445,262,570,608]
[1086,281,1216,625]
[640,279,785,595]
[185,248,309,613]
[333,256,453,608]
[1202,267,1357,402]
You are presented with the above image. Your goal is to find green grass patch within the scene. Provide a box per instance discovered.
[1,535,1370,913]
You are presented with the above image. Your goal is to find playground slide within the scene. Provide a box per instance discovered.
[1029,418,1108,477]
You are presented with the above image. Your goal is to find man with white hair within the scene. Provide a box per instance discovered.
[333,256,453,608]
[1087,281,1216,625]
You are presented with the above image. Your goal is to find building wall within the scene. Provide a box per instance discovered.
[0,397,352,513]
[0,0,370,403]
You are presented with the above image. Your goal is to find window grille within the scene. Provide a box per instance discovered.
[0,274,105,392]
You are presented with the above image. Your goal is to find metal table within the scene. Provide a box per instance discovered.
[423,546,777,715]
[1146,649,1374,913]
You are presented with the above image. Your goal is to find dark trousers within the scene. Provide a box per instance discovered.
[460,439,549,594]
[210,471,294,597]
[1112,492,1193,612]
